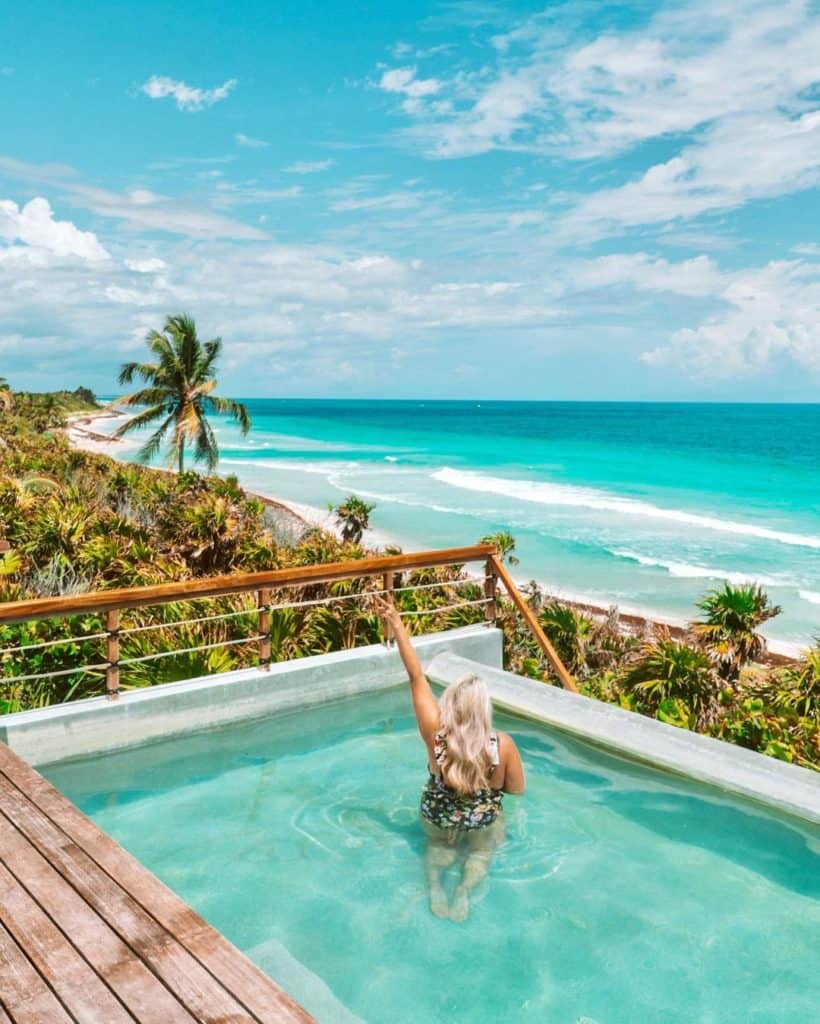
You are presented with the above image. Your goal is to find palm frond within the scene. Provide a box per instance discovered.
[113,403,168,438]
[207,395,252,434]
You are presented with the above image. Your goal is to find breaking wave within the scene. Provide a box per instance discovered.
[432,468,820,550]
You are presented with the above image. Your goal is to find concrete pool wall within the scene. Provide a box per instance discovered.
[0,624,503,766]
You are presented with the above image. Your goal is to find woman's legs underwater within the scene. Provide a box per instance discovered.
[423,820,459,917]
[423,816,505,921]
[450,816,505,921]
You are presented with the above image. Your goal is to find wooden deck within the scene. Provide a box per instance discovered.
[0,742,315,1024]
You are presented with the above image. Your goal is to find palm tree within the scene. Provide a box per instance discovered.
[622,631,720,728]
[693,583,781,682]
[333,495,374,544]
[115,314,250,473]
[481,530,519,565]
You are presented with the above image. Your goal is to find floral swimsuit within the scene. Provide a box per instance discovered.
[420,731,503,832]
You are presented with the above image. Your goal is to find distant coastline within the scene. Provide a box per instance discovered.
[65,408,800,664]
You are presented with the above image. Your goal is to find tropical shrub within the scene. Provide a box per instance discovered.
[693,583,781,682]
[333,496,375,545]
[621,631,722,728]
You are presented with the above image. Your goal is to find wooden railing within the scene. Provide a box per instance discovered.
[0,544,577,701]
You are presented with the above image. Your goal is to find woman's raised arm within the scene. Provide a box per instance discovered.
[374,594,439,743]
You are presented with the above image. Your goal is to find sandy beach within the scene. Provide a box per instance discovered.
[64,409,802,664]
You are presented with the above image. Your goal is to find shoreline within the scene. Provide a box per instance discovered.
[65,411,396,550]
[65,410,803,664]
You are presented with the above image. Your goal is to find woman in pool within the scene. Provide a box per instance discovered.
[374,594,525,921]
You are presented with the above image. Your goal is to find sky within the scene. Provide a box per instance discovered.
[1,0,819,401]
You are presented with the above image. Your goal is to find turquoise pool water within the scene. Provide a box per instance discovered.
[44,688,820,1023]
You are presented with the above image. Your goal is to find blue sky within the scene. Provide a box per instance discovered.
[1,0,819,400]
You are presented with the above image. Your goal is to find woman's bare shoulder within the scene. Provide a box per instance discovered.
[496,730,519,753]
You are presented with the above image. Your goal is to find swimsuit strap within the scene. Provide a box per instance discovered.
[490,732,500,768]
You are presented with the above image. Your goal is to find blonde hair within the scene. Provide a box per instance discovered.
[437,674,494,794]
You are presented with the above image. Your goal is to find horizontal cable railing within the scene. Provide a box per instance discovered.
[0,544,577,705]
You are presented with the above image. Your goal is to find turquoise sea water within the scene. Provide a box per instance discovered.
[44,687,820,1023]
[105,400,820,647]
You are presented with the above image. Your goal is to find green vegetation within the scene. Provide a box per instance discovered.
[693,583,781,682]
[332,495,375,544]
[0,380,817,770]
[116,314,251,472]
[481,530,518,565]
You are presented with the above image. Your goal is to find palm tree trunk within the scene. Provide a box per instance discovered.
[178,443,184,474]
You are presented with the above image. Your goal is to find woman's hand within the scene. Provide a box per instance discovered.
[373,591,403,628]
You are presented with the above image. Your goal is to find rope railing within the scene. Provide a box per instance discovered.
[0,544,578,703]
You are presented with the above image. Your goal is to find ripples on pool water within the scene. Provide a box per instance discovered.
[44,687,820,1023]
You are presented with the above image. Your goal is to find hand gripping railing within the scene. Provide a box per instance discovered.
[0,544,577,702]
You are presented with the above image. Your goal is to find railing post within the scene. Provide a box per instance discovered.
[105,609,120,699]
[382,571,394,645]
[489,554,580,693]
[258,588,272,669]
[484,557,498,624]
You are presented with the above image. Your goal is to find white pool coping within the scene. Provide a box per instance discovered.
[427,652,820,827]
[0,625,503,767]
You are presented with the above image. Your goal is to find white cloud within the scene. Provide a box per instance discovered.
[330,190,424,213]
[125,257,167,274]
[575,251,820,376]
[562,109,820,239]
[236,132,269,148]
[0,160,268,240]
[576,253,722,298]
[379,66,443,113]
[0,197,109,263]
[212,182,303,205]
[374,1,820,252]
[283,160,335,174]
[141,75,237,111]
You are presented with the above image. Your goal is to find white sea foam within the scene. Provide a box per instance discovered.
[610,550,791,588]
[433,467,820,550]
[220,458,352,476]
[798,590,820,605]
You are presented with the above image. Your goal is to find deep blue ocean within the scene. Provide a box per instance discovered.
[106,400,820,648]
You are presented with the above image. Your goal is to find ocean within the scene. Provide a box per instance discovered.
[105,400,820,650]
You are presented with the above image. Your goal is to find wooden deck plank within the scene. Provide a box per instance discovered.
[0,773,261,1024]
[0,860,135,1024]
[0,745,315,1024]
[0,918,76,1024]
[0,813,197,1024]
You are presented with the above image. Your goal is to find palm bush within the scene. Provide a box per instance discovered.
[481,530,519,565]
[540,601,594,676]
[693,583,781,681]
[754,645,820,720]
[621,631,721,728]
[333,496,374,544]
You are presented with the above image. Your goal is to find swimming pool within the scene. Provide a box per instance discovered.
[43,686,820,1023]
